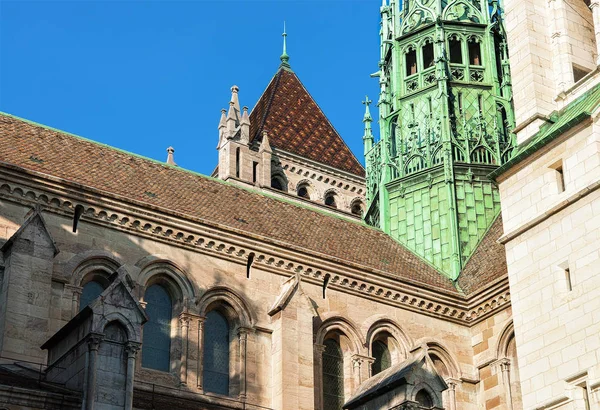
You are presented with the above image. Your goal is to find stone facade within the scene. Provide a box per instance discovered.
[496,0,600,404]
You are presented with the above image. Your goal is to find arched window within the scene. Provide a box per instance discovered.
[324,192,337,208]
[142,284,172,372]
[422,41,434,68]
[79,280,105,310]
[406,47,418,76]
[468,38,482,65]
[297,185,310,199]
[415,389,434,407]
[372,340,392,375]
[351,202,363,217]
[449,37,463,63]
[203,310,230,395]
[271,175,285,191]
[323,339,344,410]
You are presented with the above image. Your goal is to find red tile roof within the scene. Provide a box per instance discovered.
[0,113,456,293]
[249,68,365,177]
[458,215,508,295]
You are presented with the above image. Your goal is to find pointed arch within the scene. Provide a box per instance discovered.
[67,250,122,286]
[496,320,515,359]
[315,315,364,354]
[136,256,197,303]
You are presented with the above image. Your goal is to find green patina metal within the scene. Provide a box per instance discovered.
[364,0,516,280]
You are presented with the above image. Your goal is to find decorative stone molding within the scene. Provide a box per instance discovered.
[0,171,510,326]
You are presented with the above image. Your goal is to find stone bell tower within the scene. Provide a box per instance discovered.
[364,0,516,279]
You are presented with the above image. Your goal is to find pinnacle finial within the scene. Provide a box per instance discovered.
[362,96,373,122]
[280,22,290,68]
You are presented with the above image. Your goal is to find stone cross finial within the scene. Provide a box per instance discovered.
[362,96,372,107]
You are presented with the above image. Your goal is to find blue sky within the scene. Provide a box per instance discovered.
[0,1,382,175]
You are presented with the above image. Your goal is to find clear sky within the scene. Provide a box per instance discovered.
[0,0,382,175]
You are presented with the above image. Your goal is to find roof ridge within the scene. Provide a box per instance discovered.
[250,68,284,142]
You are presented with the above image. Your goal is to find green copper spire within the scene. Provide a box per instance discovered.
[280,22,290,68]
[362,96,374,155]
[364,0,516,280]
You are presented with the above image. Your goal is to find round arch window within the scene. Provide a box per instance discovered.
[324,193,337,208]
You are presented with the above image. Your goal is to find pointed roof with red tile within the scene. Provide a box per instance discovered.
[249,68,365,177]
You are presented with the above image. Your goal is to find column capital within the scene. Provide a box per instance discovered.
[238,326,251,339]
[87,333,104,351]
[125,341,141,357]
[314,343,326,354]
[179,313,192,327]
[446,377,461,389]
[65,284,83,293]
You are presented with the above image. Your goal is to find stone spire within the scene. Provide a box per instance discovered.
[259,130,272,153]
[166,146,177,166]
[280,22,291,69]
[240,106,250,144]
[230,85,241,123]
[362,96,374,155]
[226,101,237,137]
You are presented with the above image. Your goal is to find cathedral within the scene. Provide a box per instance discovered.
[0,0,598,409]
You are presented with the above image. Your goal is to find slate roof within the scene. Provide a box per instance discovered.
[249,68,365,177]
[0,113,457,294]
[457,215,507,294]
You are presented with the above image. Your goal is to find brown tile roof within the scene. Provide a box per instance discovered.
[249,68,365,177]
[0,113,456,293]
[457,215,508,295]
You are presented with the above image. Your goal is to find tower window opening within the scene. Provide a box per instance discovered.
[423,41,434,68]
[565,267,572,291]
[325,192,337,208]
[351,202,363,216]
[252,161,258,183]
[297,185,310,199]
[458,92,463,113]
[235,148,240,178]
[271,175,285,191]
[552,161,565,193]
[406,48,418,76]
[573,64,591,83]
[468,39,482,65]
[478,94,483,116]
[449,37,463,63]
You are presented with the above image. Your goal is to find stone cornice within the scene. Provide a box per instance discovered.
[0,166,508,326]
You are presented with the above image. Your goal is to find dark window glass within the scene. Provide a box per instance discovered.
[406,49,418,76]
[80,281,104,310]
[203,310,230,395]
[142,285,172,371]
[422,42,434,68]
[323,339,344,410]
[415,389,434,407]
[468,39,482,65]
[235,148,240,178]
[271,177,284,191]
[372,340,392,375]
[449,38,462,63]
[298,186,309,198]
[325,194,337,208]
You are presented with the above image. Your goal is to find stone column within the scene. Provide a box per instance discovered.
[499,359,513,410]
[124,342,141,410]
[238,327,249,401]
[313,344,326,410]
[66,285,82,317]
[196,317,205,391]
[590,0,600,64]
[179,314,191,385]
[446,378,460,410]
[85,334,103,410]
